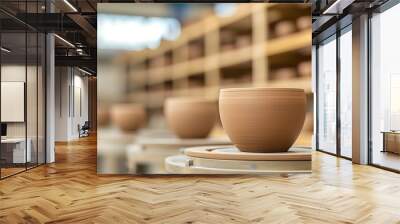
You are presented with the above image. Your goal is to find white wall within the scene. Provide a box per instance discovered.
[1,65,34,137]
[55,67,89,141]
[1,64,46,164]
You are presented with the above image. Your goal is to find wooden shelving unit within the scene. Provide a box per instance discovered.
[120,3,313,145]
[121,4,311,105]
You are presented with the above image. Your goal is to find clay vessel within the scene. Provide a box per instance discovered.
[219,88,306,153]
[296,16,312,30]
[270,68,297,80]
[165,97,217,139]
[297,61,312,77]
[110,103,146,132]
[274,21,296,37]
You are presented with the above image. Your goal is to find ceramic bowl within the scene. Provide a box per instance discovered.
[110,103,146,132]
[219,88,306,153]
[165,97,217,139]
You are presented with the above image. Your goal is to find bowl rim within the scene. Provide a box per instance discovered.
[220,87,305,93]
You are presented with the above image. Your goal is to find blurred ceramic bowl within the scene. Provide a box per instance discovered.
[274,21,296,37]
[219,88,306,153]
[270,68,297,80]
[110,103,146,132]
[297,61,312,77]
[165,97,217,139]
[296,16,312,30]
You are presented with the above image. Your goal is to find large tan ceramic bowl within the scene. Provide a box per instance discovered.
[165,97,217,139]
[110,103,146,132]
[219,88,306,153]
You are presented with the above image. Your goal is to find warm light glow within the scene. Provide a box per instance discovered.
[98,14,181,51]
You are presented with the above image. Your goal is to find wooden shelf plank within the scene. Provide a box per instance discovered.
[266,29,311,57]
[219,45,253,68]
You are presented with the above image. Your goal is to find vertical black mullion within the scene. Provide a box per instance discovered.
[43,0,48,165]
[25,0,28,171]
[367,11,373,165]
[336,28,341,157]
[315,45,320,150]
[36,0,39,167]
[44,32,47,164]
[0,22,2,179]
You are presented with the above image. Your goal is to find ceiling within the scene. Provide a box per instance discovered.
[2,0,386,74]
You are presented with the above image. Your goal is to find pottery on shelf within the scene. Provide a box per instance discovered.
[165,97,217,139]
[274,21,296,37]
[235,35,252,48]
[270,68,297,80]
[110,103,146,132]
[297,61,312,77]
[296,16,312,30]
[219,88,306,153]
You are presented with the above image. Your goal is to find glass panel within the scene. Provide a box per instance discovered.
[0,1,46,178]
[26,0,39,169]
[339,28,352,158]
[371,4,400,171]
[1,30,28,177]
[27,30,38,169]
[38,32,46,165]
[317,36,337,154]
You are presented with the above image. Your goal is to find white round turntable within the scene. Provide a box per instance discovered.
[126,130,231,173]
[165,145,312,174]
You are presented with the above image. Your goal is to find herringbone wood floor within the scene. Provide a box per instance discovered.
[1,135,400,224]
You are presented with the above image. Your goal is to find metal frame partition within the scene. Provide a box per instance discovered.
[314,16,353,160]
[367,0,400,173]
[0,0,47,180]
[315,0,400,173]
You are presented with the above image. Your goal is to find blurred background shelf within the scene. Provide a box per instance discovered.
[120,3,313,146]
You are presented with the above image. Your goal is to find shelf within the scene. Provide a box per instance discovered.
[266,28,311,57]
[128,30,310,89]
[134,77,311,109]
[122,3,313,114]
[147,65,172,85]
[219,45,253,68]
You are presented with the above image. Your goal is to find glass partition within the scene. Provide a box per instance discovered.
[0,1,46,179]
[1,30,28,177]
[371,3,400,171]
[27,31,38,169]
[38,32,46,165]
[339,27,352,158]
[317,35,337,154]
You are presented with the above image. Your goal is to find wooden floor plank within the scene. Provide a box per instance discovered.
[0,135,400,223]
